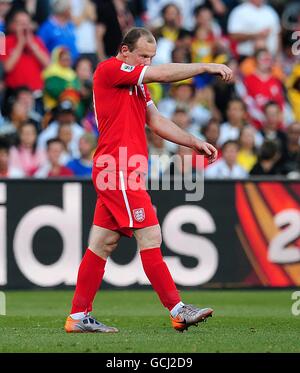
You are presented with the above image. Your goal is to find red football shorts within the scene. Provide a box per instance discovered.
[92,168,159,237]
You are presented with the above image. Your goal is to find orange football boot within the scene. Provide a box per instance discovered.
[64,315,119,333]
[171,305,213,332]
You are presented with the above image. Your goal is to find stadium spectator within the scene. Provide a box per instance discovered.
[171,44,191,64]
[0,137,24,177]
[280,122,300,175]
[34,137,74,178]
[0,98,29,143]
[260,101,287,154]
[201,117,219,143]
[157,80,211,130]
[218,98,263,147]
[38,0,79,63]
[164,107,196,152]
[152,3,187,64]
[191,5,223,90]
[146,0,226,32]
[243,48,285,128]
[218,98,247,145]
[71,0,97,67]
[12,86,42,131]
[57,121,74,163]
[205,140,248,178]
[42,47,80,112]
[227,0,281,58]
[67,132,97,177]
[95,0,134,61]
[74,56,93,120]
[237,126,258,173]
[9,120,46,176]
[250,140,282,176]
[153,3,185,42]
[212,57,241,120]
[74,53,94,83]
[199,117,222,168]
[239,39,285,81]
[192,4,222,50]
[37,100,84,154]
[0,8,49,93]
[0,0,12,32]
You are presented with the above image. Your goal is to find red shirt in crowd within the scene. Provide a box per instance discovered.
[243,73,285,128]
[48,166,74,178]
[0,35,48,91]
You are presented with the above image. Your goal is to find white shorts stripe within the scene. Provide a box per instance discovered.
[119,171,133,228]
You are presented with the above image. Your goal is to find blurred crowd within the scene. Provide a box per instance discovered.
[0,0,299,180]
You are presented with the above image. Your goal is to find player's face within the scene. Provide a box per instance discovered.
[126,37,156,66]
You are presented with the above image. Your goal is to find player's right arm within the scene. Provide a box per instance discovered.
[146,104,218,164]
[142,63,233,84]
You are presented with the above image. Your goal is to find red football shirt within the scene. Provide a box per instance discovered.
[0,35,48,91]
[244,73,285,110]
[93,57,153,174]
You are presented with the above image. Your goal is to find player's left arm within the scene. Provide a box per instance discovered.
[146,104,218,164]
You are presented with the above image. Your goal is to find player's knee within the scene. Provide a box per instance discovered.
[102,243,117,257]
[137,226,162,249]
[90,236,119,259]
[101,236,119,256]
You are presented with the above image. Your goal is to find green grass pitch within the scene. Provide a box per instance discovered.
[0,290,298,353]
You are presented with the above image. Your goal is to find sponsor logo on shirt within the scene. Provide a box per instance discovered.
[133,208,145,222]
[121,63,135,72]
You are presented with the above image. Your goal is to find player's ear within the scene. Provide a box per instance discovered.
[120,45,130,57]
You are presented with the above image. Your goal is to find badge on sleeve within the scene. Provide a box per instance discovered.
[121,63,135,72]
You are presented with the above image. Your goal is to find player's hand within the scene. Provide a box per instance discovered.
[205,63,233,82]
[192,139,218,165]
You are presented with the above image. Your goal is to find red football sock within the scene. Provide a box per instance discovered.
[140,248,181,311]
[71,248,106,314]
